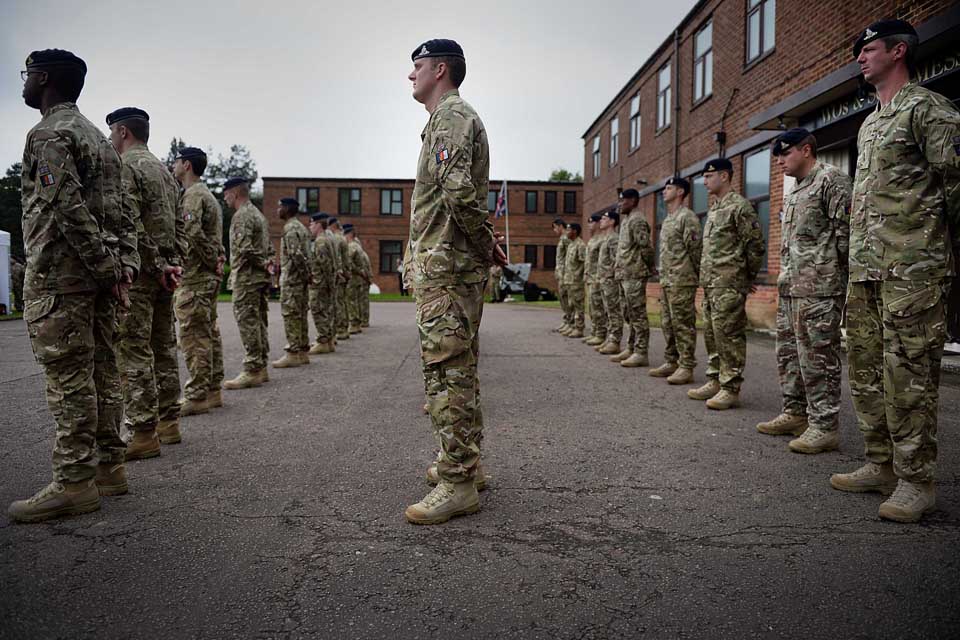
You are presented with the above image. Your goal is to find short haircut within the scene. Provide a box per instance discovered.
[883,34,919,74]
[46,66,85,102]
[432,56,466,87]
[185,155,207,176]
[121,118,150,144]
[798,134,818,157]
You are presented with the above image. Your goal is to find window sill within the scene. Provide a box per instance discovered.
[379,213,404,217]
[690,93,713,112]
[655,124,671,138]
[627,145,642,157]
[743,48,775,73]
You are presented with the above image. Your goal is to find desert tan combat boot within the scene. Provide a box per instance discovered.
[620,352,649,367]
[830,462,898,494]
[8,480,101,523]
[553,322,568,333]
[95,463,128,496]
[706,389,740,410]
[404,480,480,525]
[180,397,208,417]
[788,427,838,454]
[337,331,350,340]
[296,351,310,365]
[125,430,161,460]
[272,352,303,368]
[878,480,936,523]
[156,418,182,445]
[309,340,334,355]
[349,325,362,334]
[610,348,633,363]
[567,328,584,338]
[649,362,678,378]
[224,370,262,390]
[687,379,720,400]
[597,341,621,355]
[426,460,488,491]
[756,413,807,436]
[585,335,604,346]
[206,389,223,408]
[667,367,694,385]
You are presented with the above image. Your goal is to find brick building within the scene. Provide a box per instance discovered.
[581,0,960,328]
[261,177,582,294]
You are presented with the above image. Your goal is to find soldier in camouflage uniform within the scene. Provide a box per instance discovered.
[343,224,365,334]
[358,237,373,327]
[402,39,506,524]
[172,147,225,417]
[10,50,140,522]
[328,217,351,340]
[10,258,25,312]
[650,177,702,385]
[596,211,623,355]
[756,129,852,455]
[562,223,586,337]
[273,198,312,368]
[223,178,274,389]
[830,20,960,523]
[583,214,606,345]
[307,212,337,354]
[553,218,571,333]
[687,158,765,410]
[488,264,503,302]
[107,108,185,458]
[613,188,655,367]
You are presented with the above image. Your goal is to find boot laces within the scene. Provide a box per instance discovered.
[420,482,454,508]
[800,428,825,443]
[29,482,63,504]
[887,481,921,507]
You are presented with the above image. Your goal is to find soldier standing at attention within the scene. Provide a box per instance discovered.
[107,107,185,457]
[562,223,586,338]
[596,211,623,355]
[272,197,312,368]
[613,188,655,368]
[307,212,337,354]
[756,129,852,454]
[343,224,365,334]
[650,177,701,385]
[10,258,25,312]
[831,20,959,523]
[328,217,351,341]
[10,49,140,521]
[223,177,273,389]
[488,263,503,302]
[583,214,606,346]
[403,38,507,524]
[687,158,764,410]
[172,147,225,416]
[356,232,373,328]
[552,218,570,333]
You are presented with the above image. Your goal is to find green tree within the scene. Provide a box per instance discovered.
[0,163,24,261]
[549,168,583,183]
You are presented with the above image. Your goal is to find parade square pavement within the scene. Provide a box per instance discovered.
[1,300,959,639]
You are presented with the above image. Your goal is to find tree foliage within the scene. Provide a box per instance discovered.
[0,163,24,261]
[549,168,583,183]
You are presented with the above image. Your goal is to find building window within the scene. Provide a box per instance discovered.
[380,189,402,215]
[563,191,577,214]
[338,188,361,215]
[629,93,641,149]
[657,62,672,130]
[609,117,619,166]
[592,135,601,178]
[694,20,713,102]
[691,175,709,222]
[525,191,538,213]
[744,148,771,272]
[379,240,403,273]
[544,191,557,214]
[296,187,319,213]
[487,190,497,212]
[747,0,776,63]
[543,245,557,270]
[654,191,667,271]
[524,244,538,267]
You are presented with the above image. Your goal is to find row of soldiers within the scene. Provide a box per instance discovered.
[7,48,374,523]
[550,19,959,524]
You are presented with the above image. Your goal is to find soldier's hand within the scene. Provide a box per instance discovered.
[114,267,134,309]
[492,243,508,267]
[159,266,183,292]
[216,255,226,277]
[749,284,758,294]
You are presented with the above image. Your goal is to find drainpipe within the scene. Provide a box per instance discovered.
[718,88,739,157]
[672,28,681,176]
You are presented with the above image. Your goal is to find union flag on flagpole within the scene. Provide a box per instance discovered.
[494,180,508,218]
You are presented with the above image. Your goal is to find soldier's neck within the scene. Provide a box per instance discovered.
[40,94,71,115]
[874,68,911,107]
[666,200,682,214]
[711,185,732,200]
[181,173,201,189]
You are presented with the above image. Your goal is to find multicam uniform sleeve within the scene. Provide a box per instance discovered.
[182,188,219,273]
[230,214,257,273]
[634,218,655,273]
[825,173,853,272]
[914,98,960,244]
[121,161,162,274]
[739,201,765,284]
[684,214,703,279]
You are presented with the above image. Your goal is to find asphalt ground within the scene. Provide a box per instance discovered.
[1,300,959,639]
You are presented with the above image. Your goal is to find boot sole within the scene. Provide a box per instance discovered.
[789,442,838,454]
[878,504,935,523]
[180,409,209,417]
[706,402,740,410]
[10,497,101,523]
[829,479,898,495]
[125,449,161,461]
[757,426,807,436]
[620,362,647,368]
[158,435,182,445]
[97,483,129,497]
[404,502,480,525]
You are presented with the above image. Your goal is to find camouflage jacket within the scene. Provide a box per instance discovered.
[228,201,272,288]
[310,230,337,288]
[779,161,852,297]
[562,237,586,286]
[584,233,602,284]
[615,211,655,280]
[179,181,223,286]
[347,240,369,282]
[279,217,311,286]
[851,82,960,283]
[700,190,765,290]
[555,235,569,280]
[596,230,620,282]
[121,143,184,277]
[327,229,346,283]
[658,205,702,288]
[356,242,373,280]
[405,90,495,289]
[20,102,138,299]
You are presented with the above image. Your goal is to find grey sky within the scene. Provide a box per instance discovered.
[2,0,698,183]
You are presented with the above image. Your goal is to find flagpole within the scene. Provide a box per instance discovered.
[502,180,511,263]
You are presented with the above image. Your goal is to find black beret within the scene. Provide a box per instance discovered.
[568,223,582,234]
[772,128,813,156]
[223,177,250,190]
[311,212,329,221]
[327,217,339,225]
[665,176,691,193]
[175,146,206,161]
[703,158,733,174]
[589,214,602,222]
[342,224,355,233]
[853,19,917,57]
[620,188,640,200]
[105,107,149,126]
[412,39,464,61]
[602,211,620,225]
[552,218,565,226]
[279,197,299,208]
[25,49,87,74]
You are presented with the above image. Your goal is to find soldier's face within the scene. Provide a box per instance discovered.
[21,69,45,109]
[703,170,726,194]
[599,216,611,230]
[309,221,321,237]
[409,59,436,104]
[776,147,805,177]
[858,40,903,84]
[224,188,237,208]
[663,185,681,204]
[587,221,596,232]
[172,159,185,180]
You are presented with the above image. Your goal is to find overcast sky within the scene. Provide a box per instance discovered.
[2,0,698,183]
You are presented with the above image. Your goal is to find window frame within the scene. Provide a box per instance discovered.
[693,19,714,104]
[379,239,403,274]
[656,61,672,131]
[379,188,403,216]
[543,245,557,270]
[487,190,498,213]
[296,187,319,214]
[544,190,558,214]
[525,190,538,214]
[338,187,361,215]
[746,0,776,65]
[609,116,619,166]
[563,191,577,214]
[524,244,538,267]
[743,147,772,274]
[629,93,641,150]
[592,135,601,178]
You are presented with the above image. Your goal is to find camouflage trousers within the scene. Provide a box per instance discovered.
[309,280,335,344]
[588,283,607,339]
[565,283,585,330]
[347,278,363,328]
[361,284,370,325]
[336,281,349,335]
[418,281,486,484]
[621,278,650,354]
[233,283,270,372]
[846,280,948,483]
[776,296,843,431]
[600,279,623,342]
[175,278,224,402]
[280,279,310,353]
[702,287,748,393]
[558,281,572,324]
[117,275,181,432]
[24,291,125,483]
[661,286,698,369]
